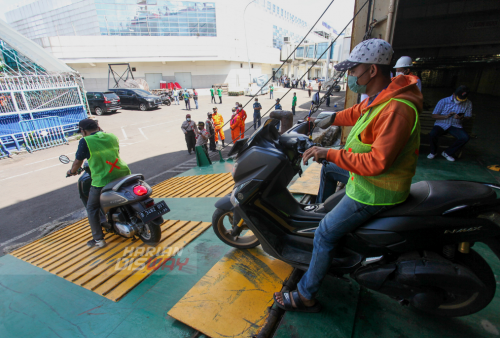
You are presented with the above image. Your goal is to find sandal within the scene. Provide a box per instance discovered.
[273,290,322,313]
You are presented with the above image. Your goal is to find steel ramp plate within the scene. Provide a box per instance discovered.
[10,218,211,302]
[151,172,234,198]
[288,162,322,196]
[168,246,293,338]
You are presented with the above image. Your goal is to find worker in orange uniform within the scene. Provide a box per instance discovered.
[212,107,225,147]
[237,104,247,139]
[230,108,242,141]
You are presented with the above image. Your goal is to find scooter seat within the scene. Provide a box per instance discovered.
[320,181,496,217]
[101,174,144,192]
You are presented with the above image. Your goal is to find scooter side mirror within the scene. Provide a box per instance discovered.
[316,114,337,130]
[59,155,71,164]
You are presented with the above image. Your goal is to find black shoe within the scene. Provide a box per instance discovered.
[188,151,191,155]
[87,239,106,248]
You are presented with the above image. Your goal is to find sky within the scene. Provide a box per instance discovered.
[0,0,355,32]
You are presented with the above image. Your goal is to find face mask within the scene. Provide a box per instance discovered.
[395,72,404,77]
[347,68,371,94]
[453,98,461,104]
[187,118,191,121]
[198,126,203,130]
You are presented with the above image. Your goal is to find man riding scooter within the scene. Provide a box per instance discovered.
[273,39,423,312]
[67,119,131,248]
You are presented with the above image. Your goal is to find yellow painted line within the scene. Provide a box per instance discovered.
[151,175,207,197]
[21,227,92,263]
[74,221,185,286]
[11,219,88,258]
[205,178,234,197]
[151,175,198,197]
[25,229,95,264]
[85,221,198,292]
[49,236,129,275]
[10,218,211,302]
[95,221,210,299]
[104,222,212,301]
[150,173,234,198]
[193,174,234,198]
[168,246,293,338]
[180,174,232,198]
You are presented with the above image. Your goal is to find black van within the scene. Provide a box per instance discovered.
[108,88,162,111]
[86,91,121,115]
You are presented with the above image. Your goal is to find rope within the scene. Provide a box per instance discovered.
[216,0,371,152]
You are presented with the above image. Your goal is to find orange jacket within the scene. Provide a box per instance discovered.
[212,112,224,130]
[237,109,247,124]
[327,75,423,177]
[230,114,241,130]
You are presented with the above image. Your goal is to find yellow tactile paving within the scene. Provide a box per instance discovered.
[151,172,234,198]
[168,246,293,338]
[10,218,211,302]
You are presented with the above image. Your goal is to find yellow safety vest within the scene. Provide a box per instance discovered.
[345,98,420,205]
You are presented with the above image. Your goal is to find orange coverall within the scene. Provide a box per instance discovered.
[237,109,247,138]
[230,114,242,141]
[212,112,225,141]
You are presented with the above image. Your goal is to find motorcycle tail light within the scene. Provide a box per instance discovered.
[133,185,148,196]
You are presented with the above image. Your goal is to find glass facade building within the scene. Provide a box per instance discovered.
[96,1,217,37]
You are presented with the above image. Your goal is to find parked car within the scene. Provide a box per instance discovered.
[108,88,162,111]
[86,91,121,116]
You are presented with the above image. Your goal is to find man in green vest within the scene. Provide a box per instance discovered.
[67,119,131,248]
[210,85,216,104]
[217,86,223,104]
[273,39,423,312]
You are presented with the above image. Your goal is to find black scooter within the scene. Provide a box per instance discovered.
[212,119,500,317]
[161,92,172,106]
[60,155,170,245]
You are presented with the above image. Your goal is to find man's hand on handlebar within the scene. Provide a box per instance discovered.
[302,146,329,165]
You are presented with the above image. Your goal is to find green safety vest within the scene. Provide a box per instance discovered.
[345,98,420,206]
[85,132,131,188]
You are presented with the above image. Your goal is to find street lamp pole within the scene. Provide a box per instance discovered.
[243,0,256,86]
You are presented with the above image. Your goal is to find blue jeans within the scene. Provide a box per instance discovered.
[270,91,274,99]
[194,99,198,109]
[317,163,349,203]
[253,113,261,130]
[297,195,392,300]
[429,125,470,157]
[174,96,179,104]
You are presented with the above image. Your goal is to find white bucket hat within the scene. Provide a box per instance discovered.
[334,38,394,71]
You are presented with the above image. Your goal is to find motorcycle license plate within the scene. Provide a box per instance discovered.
[137,201,170,224]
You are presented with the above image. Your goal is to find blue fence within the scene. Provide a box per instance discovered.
[0,138,10,159]
[0,105,86,152]
[20,116,68,152]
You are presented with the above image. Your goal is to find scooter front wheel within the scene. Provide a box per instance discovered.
[139,220,162,245]
[212,208,260,249]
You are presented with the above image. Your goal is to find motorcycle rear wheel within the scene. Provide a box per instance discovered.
[212,208,260,249]
[165,100,171,106]
[138,221,162,245]
[415,249,496,317]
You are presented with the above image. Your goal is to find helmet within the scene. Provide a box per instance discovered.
[207,112,212,117]
[186,114,191,118]
[394,56,413,69]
